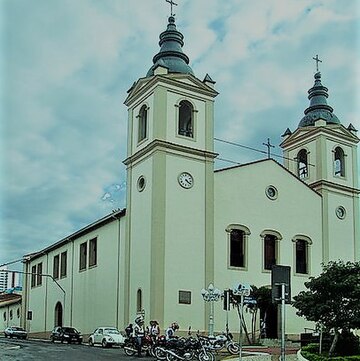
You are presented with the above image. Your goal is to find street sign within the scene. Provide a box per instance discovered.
[243,296,257,305]
[271,265,291,304]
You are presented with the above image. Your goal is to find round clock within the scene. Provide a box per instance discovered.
[178,172,194,189]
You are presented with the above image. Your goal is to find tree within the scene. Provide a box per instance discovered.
[231,285,273,344]
[292,260,360,356]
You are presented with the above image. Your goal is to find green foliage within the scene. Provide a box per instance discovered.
[335,330,360,356]
[292,261,360,332]
[301,349,360,361]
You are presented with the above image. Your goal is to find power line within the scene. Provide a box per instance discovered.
[214,137,315,167]
[216,157,242,165]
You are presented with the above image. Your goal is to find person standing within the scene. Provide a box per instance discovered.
[134,316,145,357]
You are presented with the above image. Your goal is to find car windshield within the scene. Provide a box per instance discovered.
[63,327,78,333]
[104,328,120,334]
[13,327,25,331]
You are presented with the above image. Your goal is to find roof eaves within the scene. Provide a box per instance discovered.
[24,208,126,262]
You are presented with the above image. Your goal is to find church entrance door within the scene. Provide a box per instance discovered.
[260,303,278,339]
[54,302,63,327]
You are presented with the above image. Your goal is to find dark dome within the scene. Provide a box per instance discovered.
[146,16,194,77]
[299,72,340,127]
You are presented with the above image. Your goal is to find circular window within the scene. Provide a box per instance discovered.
[265,185,278,200]
[335,206,346,220]
[137,176,146,192]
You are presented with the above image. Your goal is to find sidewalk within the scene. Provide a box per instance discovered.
[221,346,299,360]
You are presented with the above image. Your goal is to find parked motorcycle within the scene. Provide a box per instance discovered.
[123,335,153,356]
[156,333,215,361]
[198,332,240,355]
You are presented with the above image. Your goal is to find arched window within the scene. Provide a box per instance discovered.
[297,149,308,179]
[178,100,193,138]
[138,105,148,142]
[10,310,13,320]
[334,146,345,177]
[17,308,20,318]
[226,225,251,269]
[3,311,6,321]
[292,235,312,274]
[136,289,142,313]
[260,230,282,271]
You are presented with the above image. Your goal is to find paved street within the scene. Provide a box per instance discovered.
[0,337,300,361]
[0,337,135,361]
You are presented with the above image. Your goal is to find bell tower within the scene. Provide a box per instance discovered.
[123,13,218,328]
[280,69,359,263]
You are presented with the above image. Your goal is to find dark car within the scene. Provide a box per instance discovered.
[4,326,28,339]
[50,326,83,344]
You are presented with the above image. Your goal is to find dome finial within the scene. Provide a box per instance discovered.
[298,63,341,128]
[146,2,194,77]
[166,0,178,17]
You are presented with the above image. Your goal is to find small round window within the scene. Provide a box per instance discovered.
[265,185,278,200]
[335,206,346,220]
[137,176,146,192]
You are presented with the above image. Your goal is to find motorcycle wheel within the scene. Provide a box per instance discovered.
[227,342,240,355]
[197,351,214,361]
[154,347,167,360]
[124,347,137,356]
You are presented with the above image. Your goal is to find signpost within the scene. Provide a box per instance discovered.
[272,265,291,361]
[232,283,252,361]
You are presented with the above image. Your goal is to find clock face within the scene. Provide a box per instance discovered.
[178,172,194,189]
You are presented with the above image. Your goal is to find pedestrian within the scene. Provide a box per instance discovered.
[125,323,134,338]
[134,316,145,357]
[165,322,179,340]
[147,320,160,343]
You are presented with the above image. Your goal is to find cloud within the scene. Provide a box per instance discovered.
[0,0,359,265]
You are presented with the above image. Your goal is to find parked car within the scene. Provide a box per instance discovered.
[88,327,125,348]
[4,326,28,339]
[50,326,83,344]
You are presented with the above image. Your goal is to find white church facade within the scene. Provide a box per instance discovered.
[21,14,359,340]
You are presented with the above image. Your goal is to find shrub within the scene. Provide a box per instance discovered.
[335,331,360,356]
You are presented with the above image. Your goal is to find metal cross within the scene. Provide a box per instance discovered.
[312,54,322,72]
[166,0,178,16]
[263,138,275,159]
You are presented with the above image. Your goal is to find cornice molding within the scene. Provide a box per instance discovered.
[123,139,218,166]
[281,125,359,149]
[310,179,360,195]
[125,74,218,106]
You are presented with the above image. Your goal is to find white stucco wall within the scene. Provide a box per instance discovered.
[24,215,126,336]
[0,300,22,331]
[214,159,323,336]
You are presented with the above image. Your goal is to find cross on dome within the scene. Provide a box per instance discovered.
[312,54,322,72]
[165,0,178,17]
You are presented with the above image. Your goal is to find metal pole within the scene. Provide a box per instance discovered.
[281,283,286,361]
[209,301,214,337]
[239,294,243,361]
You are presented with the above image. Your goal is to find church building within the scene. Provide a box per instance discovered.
[21,12,359,340]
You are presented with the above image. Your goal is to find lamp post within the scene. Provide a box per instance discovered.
[201,283,221,336]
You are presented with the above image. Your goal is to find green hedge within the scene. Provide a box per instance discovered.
[301,343,360,361]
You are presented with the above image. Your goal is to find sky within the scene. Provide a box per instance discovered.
[1,0,359,268]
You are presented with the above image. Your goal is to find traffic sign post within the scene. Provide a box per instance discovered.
[232,283,252,361]
[271,266,291,361]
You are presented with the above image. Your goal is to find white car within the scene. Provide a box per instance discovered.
[4,326,28,339]
[88,327,125,348]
